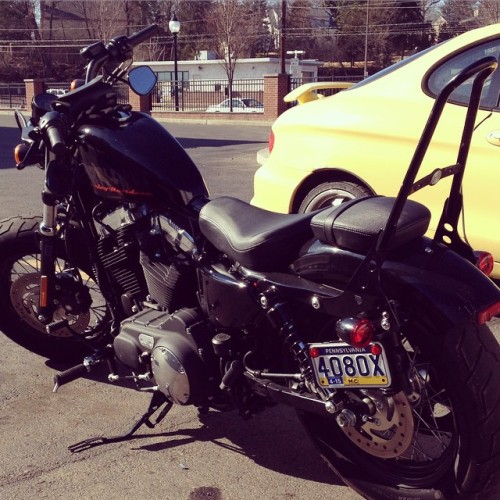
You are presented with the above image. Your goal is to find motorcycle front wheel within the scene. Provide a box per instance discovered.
[0,216,110,360]
[299,316,500,499]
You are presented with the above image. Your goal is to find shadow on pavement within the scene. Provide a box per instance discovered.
[47,355,345,489]
[175,136,266,149]
[0,126,20,169]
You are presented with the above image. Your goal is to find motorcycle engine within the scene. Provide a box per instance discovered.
[94,204,197,313]
[113,307,215,405]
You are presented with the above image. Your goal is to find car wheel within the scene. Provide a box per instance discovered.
[298,181,371,213]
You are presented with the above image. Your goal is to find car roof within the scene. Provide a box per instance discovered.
[350,23,500,96]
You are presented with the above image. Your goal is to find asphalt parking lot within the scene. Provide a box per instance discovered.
[0,112,498,500]
[0,113,364,500]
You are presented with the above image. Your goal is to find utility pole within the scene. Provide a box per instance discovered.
[280,0,286,74]
[363,0,370,78]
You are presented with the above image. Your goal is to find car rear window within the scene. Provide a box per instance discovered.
[426,38,500,108]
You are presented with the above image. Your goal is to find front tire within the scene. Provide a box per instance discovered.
[299,318,500,499]
[0,216,110,360]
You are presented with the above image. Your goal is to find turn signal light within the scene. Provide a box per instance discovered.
[70,79,85,91]
[14,143,29,165]
[336,317,375,348]
[474,251,494,276]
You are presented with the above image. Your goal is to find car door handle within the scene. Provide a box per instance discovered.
[486,131,500,146]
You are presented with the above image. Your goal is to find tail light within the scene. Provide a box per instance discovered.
[478,301,500,325]
[268,130,275,153]
[474,251,494,276]
[336,317,375,348]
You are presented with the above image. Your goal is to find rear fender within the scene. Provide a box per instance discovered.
[381,238,499,330]
[293,237,499,330]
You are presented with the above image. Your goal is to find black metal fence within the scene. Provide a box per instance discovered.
[152,78,265,112]
[0,83,26,109]
[0,75,363,111]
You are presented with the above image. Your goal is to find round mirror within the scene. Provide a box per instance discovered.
[33,93,57,112]
[128,66,157,96]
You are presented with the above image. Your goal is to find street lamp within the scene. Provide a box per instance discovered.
[169,13,180,111]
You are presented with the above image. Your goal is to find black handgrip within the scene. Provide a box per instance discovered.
[53,363,89,392]
[128,24,158,48]
[39,111,67,156]
[46,125,66,156]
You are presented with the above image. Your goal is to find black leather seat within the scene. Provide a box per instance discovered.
[199,195,431,272]
[310,196,431,253]
[199,196,315,271]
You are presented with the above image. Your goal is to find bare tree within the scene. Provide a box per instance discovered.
[478,0,500,24]
[208,0,262,110]
[72,0,131,42]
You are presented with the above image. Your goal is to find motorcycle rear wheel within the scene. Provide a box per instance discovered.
[0,216,110,360]
[299,317,500,499]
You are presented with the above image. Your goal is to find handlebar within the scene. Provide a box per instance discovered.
[128,24,159,48]
[83,24,158,83]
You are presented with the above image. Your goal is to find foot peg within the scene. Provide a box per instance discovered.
[46,318,69,334]
[53,362,90,392]
[52,350,111,392]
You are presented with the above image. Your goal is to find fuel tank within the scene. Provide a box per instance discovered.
[77,111,209,205]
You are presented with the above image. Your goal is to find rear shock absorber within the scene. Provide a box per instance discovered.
[259,290,316,388]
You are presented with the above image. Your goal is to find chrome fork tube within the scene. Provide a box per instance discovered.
[37,185,58,323]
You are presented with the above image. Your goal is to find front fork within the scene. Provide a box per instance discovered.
[37,186,59,323]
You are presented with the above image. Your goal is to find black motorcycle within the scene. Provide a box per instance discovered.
[1,25,499,499]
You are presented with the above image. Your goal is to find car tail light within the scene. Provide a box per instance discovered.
[478,300,500,325]
[474,251,494,276]
[269,130,275,153]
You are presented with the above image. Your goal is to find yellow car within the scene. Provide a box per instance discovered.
[252,23,500,278]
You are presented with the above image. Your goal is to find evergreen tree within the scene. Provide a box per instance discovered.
[439,0,480,40]
[177,0,214,60]
[390,1,433,58]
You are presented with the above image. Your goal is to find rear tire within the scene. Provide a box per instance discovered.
[299,317,500,499]
[0,216,110,360]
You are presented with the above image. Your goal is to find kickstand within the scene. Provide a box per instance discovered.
[68,391,173,453]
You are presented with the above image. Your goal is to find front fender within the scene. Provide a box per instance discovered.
[382,239,499,330]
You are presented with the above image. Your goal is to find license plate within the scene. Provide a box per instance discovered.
[308,342,391,389]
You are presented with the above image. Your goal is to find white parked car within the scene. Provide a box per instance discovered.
[207,98,264,113]
[46,88,67,97]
